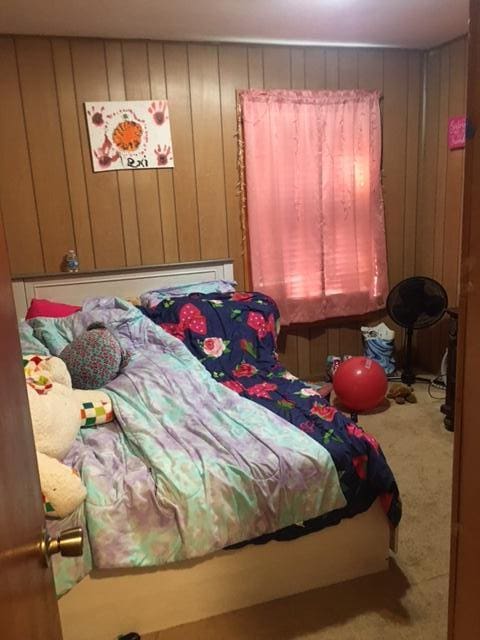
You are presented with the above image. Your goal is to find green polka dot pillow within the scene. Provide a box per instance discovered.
[60,323,129,390]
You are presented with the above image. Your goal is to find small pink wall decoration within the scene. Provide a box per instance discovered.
[448,116,467,150]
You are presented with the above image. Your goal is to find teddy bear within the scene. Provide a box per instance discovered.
[24,354,114,518]
[387,382,417,405]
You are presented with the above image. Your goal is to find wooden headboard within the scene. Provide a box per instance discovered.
[12,259,234,318]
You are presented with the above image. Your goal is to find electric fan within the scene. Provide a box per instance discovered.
[386,276,448,384]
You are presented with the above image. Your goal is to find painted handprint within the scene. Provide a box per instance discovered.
[87,105,105,127]
[148,101,168,126]
[154,144,172,166]
[94,135,120,169]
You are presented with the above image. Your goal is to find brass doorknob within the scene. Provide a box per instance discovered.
[40,527,84,565]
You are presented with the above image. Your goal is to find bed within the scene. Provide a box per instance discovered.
[13,260,399,640]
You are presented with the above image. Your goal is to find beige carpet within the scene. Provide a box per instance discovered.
[145,387,454,640]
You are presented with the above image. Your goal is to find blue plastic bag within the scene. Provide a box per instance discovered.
[361,323,396,376]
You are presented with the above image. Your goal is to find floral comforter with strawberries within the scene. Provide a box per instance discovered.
[141,291,401,534]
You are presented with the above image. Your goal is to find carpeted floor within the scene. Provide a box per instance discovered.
[145,387,454,640]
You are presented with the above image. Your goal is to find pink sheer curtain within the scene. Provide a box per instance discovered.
[240,89,388,325]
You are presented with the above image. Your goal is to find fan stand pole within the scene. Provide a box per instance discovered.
[401,327,416,386]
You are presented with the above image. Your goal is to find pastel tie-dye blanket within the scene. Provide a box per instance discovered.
[19,298,345,596]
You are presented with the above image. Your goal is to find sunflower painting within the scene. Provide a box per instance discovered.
[85,100,174,172]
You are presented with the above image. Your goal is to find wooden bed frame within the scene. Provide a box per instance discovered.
[12,260,396,639]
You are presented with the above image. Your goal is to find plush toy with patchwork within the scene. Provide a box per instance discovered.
[24,354,114,518]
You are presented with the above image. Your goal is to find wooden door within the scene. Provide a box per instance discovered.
[448,0,480,637]
[0,218,62,638]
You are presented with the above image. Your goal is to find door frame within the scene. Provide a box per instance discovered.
[448,0,480,636]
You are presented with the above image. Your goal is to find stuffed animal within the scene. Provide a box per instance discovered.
[387,382,417,405]
[23,354,114,518]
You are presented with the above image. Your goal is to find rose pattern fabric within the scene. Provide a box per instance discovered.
[311,403,337,422]
[140,291,401,530]
[202,337,228,358]
[233,363,258,378]
[247,382,278,399]
[222,380,244,394]
[346,422,380,453]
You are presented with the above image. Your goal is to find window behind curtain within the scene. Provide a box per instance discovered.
[239,89,388,326]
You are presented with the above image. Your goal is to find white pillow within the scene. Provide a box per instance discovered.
[140,279,236,308]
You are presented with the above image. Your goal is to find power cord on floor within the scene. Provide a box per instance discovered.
[428,372,446,400]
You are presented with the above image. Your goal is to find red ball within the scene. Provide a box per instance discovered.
[333,357,388,412]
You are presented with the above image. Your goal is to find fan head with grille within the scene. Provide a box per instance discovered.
[387,276,448,329]
[386,276,448,385]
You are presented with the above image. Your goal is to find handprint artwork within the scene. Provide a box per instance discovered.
[85,100,174,172]
[154,144,172,166]
[148,101,168,126]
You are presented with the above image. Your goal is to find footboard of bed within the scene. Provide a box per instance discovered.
[59,499,392,640]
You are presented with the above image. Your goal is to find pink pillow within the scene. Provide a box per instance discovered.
[25,299,82,320]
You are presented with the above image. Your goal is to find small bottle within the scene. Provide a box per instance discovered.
[65,249,79,273]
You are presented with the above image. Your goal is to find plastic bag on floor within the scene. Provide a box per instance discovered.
[361,323,396,375]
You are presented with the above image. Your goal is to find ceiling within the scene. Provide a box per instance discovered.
[0,0,469,49]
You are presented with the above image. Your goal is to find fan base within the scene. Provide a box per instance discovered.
[401,370,416,385]
[388,373,432,386]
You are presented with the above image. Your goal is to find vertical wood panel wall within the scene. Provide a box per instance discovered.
[0,35,465,378]
[416,38,467,372]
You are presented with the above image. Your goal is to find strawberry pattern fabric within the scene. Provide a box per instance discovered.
[140,291,401,534]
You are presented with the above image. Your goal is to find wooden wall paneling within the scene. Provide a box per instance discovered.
[357,50,384,91]
[70,39,126,269]
[305,49,327,90]
[290,48,305,90]
[163,43,201,262]
[263,46,291,89]
[338,49,358,89]
[422,46,452,372]
[433,46,451,282]
[218,44,248,289]
[339,323,363,360]
[309,324,329,380]
[296,327,311,380]
[416,40,467,371]
[122,40,165,265]
[403,51,422,279]
[51,38,95,271]
[383,51,409,356]
[188,44,229,261]
[104,40,141,266]
[0,38,44,274]
[383,50,409,288]
[443,39,468,304]
[417,49,441,279]
[325,49,340,90]
[15,37,75,272]
[247,47,264,88]
[147,41,179,264]
[414,49,435,370]
[278,327,299,375]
